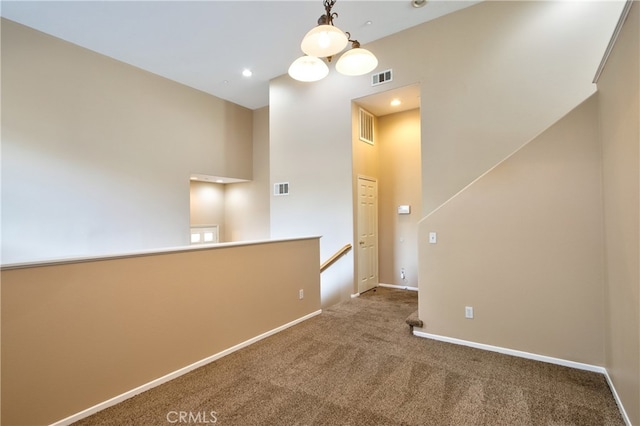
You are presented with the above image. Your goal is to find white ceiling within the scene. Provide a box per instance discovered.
[1,0,478,113]
[355,82,421,116]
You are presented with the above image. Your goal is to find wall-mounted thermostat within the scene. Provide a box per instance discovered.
[397,205,411,215]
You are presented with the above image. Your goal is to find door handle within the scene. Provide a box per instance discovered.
[359,240,365,246]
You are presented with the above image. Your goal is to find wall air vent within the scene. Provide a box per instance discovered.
[274,182,290,196]
[359,108,375,145]
[371,69,393,86]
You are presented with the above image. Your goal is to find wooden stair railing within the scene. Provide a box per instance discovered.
[320,244,352,273]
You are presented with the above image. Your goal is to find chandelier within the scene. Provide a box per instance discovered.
[288,0,379,82]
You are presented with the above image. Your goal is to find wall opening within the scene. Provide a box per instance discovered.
[352,83,422,293]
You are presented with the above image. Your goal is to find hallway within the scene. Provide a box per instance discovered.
[76,288,622,425]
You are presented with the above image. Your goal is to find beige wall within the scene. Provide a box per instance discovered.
[598,3,640,424]
[418,95,605,364]
[350,106,422,292]
[190,180,226,239]
[269,1,622,306]
[190,106,271,243]
[378,109,421,287]
[1,19,253,264]
[1,238,321,426]
[270,76,356,306]
[225,106,271,242]
[372,1,623,216]
[352,104,380,181]
[2,2,634,420]
[351,104,380,295]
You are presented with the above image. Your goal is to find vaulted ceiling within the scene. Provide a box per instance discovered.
[1,1,479,111]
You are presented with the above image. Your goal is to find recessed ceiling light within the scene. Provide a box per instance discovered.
[391,99,402,107]
[242,69,252,77]
[365,20,373,26]
[412,0,427,8]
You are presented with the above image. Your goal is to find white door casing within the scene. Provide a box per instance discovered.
[357,176,378,293]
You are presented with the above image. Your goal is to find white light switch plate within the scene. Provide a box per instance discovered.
[429,232,437,244]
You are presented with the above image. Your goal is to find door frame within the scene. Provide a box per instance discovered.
[356,175,379,294]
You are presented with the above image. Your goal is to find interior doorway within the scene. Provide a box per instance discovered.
[353,83,422,293]
[357,176,379,294]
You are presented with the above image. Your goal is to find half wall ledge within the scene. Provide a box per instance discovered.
[0,235,322,270]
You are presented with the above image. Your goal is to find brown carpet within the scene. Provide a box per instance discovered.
[75,287,624,425]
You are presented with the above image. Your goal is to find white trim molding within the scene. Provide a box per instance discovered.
[51,310,322,426]
[604,371,632,426]
[378,283,419,292]
[413,330,630,425]
[593,0,634,83]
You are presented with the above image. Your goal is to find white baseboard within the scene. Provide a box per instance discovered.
[603,369,632,426]
[51,309,323,426]
[353,283,418,297]
[413,330,605,372]
[413,330,630,425]
[378,283,419,292]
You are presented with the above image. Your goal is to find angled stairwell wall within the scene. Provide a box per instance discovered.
[597,2,640,423]
[417,94,605,365]
[415,4,638,422]
[413,1,625,216]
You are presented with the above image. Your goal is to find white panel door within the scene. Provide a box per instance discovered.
[357,177,378,294]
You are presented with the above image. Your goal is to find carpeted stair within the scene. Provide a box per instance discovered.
[405,310,423,333]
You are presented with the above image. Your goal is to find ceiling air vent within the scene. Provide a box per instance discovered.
[274,182,290,196]
[371,69,393,86]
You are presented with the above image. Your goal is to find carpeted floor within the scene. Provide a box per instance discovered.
[75,287,624,425]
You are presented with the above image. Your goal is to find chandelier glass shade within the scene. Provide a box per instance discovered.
[288,55,330,82]
[289,0,378,82]
[335,44,378,76]
[301,24,349,58]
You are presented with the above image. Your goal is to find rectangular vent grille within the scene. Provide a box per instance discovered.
[371,69,393,86]
[359,108,375,145]
[274,182,289,196]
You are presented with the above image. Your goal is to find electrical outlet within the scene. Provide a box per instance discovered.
[401,268,406,280]
[299,289,304,300]
[465,306,474,319]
